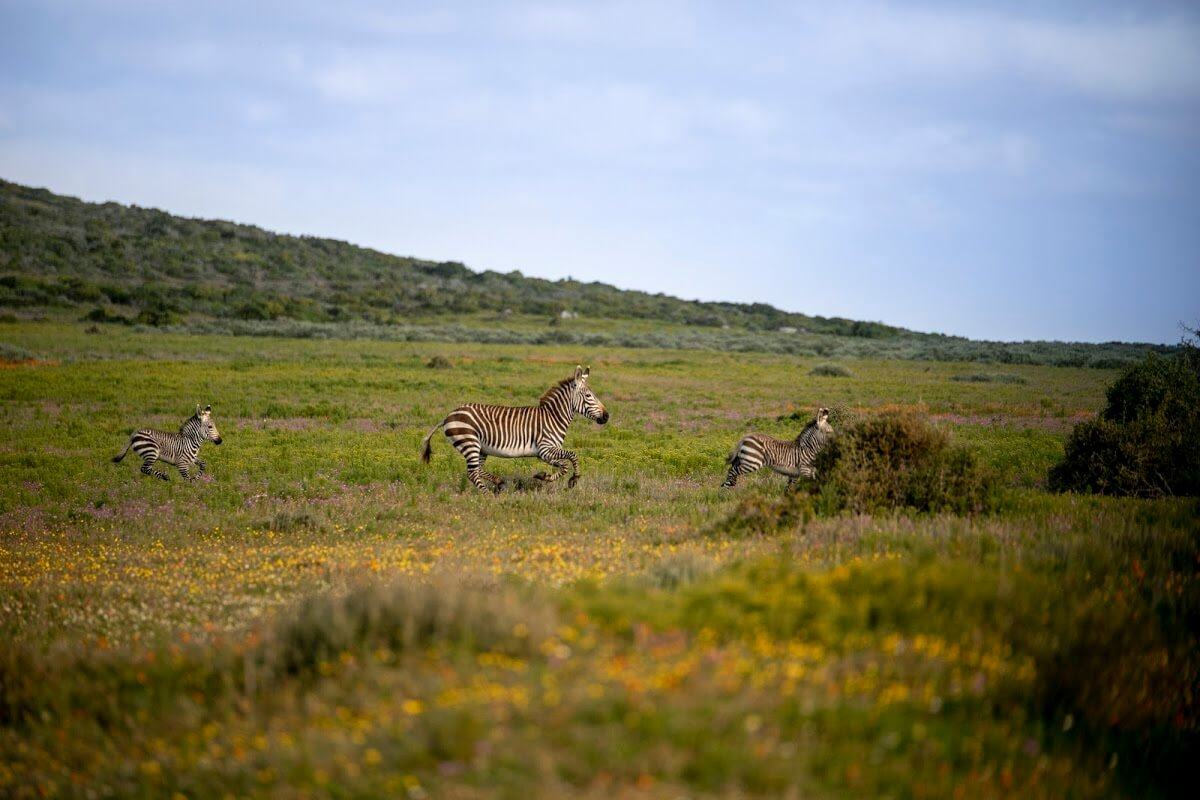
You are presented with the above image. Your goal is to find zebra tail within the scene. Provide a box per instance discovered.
[112,438,133,463]
[725,438,743,464]
[419,421,444,464]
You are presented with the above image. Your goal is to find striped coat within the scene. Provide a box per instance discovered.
[421,365,609,492]
[722,407,833,488]
[112,404,223,481]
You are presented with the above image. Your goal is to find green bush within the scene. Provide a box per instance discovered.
[81,305,131,325]
[809,363,852,377]
[715,414,995,533]
[716,490,817,537]
[267,577,555,678]
[0,342,35,362]
[810,413,996,514]
[1050,339,1200,497]
[950,372,1027,384]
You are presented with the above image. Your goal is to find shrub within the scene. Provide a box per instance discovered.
[254,510,322,533]
[266,577,555,678]
[81,305,131,325]
[715,414,995,533]
[426,355,453,369]
[134,304,182,326]
[809,363,852,377]
[809,413,996,514]
[716,490,817,537]
[1050,338,1200,497]
[950,372,1027,384]
[0,342,35,362]
[641,552,719,589]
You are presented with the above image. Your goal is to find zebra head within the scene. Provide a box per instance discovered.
[571,366,609,425]
[816,407,833,433]
[194,404,223,445]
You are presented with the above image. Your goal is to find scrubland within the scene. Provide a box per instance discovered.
[0,321,1195,798]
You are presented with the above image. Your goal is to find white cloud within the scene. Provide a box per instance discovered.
[498,0,699,47]
[790,4,1200,101]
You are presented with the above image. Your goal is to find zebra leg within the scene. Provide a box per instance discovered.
[141,456,170,481]
[179,461,201,481]
[535,446,578,486]
[477,454,505,491]
[464,452,504,493]
[451,435,504,493]
[194,459,207,477]
[721,457,754,488]
[721,442,763,488]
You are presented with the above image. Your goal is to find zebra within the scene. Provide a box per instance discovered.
[112,404,223,481]
[722,407,833,488]
[420,365,609,493]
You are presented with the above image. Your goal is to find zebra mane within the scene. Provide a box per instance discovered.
[179,413,202,435]
[538,376,576,406]
[794,418,818,442]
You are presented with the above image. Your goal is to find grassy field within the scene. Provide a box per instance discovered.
[1,321,1196,799]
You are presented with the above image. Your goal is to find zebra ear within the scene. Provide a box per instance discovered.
[574,365,583,380]
[204,404,212,413]
[195,403,202,415]
[582,366,590,378]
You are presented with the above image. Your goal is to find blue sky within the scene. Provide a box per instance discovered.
[1,1,1197,343]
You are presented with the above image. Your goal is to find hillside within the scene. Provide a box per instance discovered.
[0,179,897,334]
[0,178,1173,367]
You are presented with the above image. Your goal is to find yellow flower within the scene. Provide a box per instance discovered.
[402,699,424,715]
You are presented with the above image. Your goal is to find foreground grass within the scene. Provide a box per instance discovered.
[1,322,1195,798]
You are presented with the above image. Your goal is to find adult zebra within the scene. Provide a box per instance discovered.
[420,365,609,493]
[722,407,833,488]
[112,404,223,481]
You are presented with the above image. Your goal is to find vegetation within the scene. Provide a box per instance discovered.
[1050,332,1200,497]
[809,363,853,377]
[0,321,1194,797]
[718,413,997,536]
[809,414,997,514]
[0,178,1175,368]
[951,372,1028,384]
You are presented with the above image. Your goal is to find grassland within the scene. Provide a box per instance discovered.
[1,320,1196,799]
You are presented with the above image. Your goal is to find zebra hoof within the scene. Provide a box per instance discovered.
[493,479,506,494]
[157,474,169,482]
[533,472,549,482]
[567,475,579,489]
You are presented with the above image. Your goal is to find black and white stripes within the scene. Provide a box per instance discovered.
[722,407,833,488]
[112,404,223,481]
[420,365,609,492]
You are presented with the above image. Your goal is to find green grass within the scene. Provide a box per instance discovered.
[1,321,1195,799]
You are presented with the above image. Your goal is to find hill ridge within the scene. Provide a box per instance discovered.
[0,178,1176,367]
[0,178,905,338]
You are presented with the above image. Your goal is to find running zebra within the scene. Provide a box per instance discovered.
[722,407,833,488]
[420,365,609,493]
[112,404,223,481]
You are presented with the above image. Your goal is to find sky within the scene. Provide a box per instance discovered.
[1,1,1197,343]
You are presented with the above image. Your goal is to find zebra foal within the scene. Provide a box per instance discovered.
[722,407,833,488]
[112,404,223,481]
[420,365,609,493]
